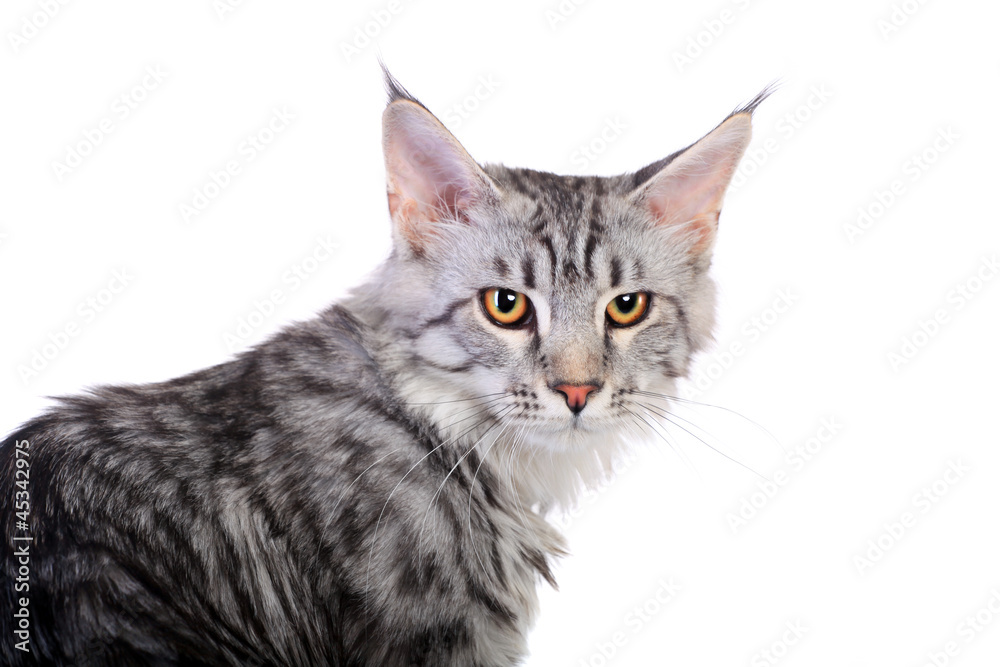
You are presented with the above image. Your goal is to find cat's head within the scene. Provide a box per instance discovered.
[364,69,766,488]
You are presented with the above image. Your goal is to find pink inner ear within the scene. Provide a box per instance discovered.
[648,171,726,226]
[641,114,751,253]
[385,105,482,225]
[645,169,728,254]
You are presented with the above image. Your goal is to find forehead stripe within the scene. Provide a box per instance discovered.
[539,235,558,283]
[521,257,536,289]
[610,256,623,288]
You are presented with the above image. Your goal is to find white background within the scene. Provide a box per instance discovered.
[3,1,1000,665]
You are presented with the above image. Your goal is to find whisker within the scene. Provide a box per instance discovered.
[405,392,508,406]
[638,401,767,480]
[505,422,535,533]
[363,406,504,645]
[618,417,651,467]
[623,408,700,477]
[325,447,403,533]
[436,395,512,430]
[424,394,511,422]
[417,404,516,534]
[632,390,785,455]
[464,407,520,601]
[636,399,737,460]
[411,404,517,600]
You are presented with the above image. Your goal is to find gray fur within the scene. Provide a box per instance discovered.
[1,72,767,665]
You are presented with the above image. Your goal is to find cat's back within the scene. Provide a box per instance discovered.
[0,303,390,519]
[0,305,424,665]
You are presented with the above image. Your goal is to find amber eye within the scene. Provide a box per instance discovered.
[482,288,532,327]
[606,292,649,327]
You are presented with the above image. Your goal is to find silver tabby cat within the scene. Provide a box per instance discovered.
[1,70,768,665]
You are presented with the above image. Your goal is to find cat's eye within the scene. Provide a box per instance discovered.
[606,292,649,327]
[482,288,532,328]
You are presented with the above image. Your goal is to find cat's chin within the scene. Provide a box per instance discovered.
[525,420,617,444]
[522,419,624,453]
[501,426,630,513]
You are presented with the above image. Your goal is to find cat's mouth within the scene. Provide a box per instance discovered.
[523,411,608,435]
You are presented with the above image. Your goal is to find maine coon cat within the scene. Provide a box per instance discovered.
[1,69,769,665]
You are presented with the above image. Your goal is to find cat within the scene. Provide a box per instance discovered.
[1,68,769,666]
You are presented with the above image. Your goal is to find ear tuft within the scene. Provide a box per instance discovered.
[380,59,425,108]
[728,80,780,118]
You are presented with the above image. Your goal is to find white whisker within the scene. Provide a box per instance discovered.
[638,401,766,480]
[624,408,700,477]
[633,390,784,455]
[364,405,507,641]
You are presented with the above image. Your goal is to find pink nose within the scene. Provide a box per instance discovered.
[553,384,598,414]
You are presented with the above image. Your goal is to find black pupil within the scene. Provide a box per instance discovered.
[615,294,637,313]
[497,290,518,314]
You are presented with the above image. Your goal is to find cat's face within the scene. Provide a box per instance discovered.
[371,72,760,456]
[399,169,716,449]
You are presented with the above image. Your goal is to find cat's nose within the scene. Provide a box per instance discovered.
[552,383,599,414]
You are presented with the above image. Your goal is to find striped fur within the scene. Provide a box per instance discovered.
[0,72,767,665]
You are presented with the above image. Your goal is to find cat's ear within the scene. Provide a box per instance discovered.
[381,69,497,253]
[629,89,772,255]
